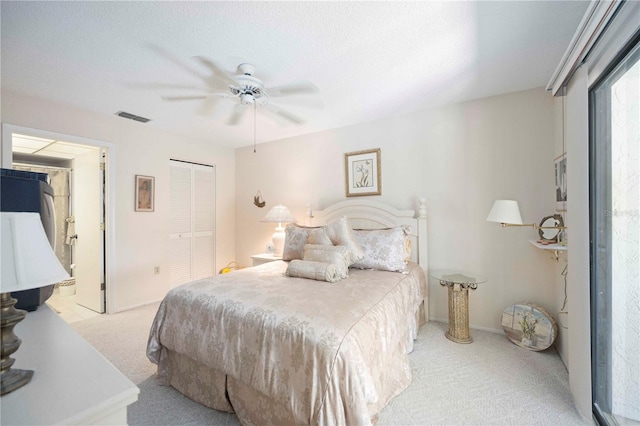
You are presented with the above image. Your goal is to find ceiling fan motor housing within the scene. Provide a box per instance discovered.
[232,68,264,104]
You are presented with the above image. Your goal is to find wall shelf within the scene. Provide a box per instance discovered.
[529,240,567,251]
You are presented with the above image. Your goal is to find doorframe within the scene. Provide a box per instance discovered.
[1,123,117,314]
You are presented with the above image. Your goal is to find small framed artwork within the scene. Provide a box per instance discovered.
[345,148,381,197]
[135,175,155,212]
[555,153,567,211]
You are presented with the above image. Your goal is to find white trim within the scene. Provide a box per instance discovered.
[1,123,117,314]
[546,0,622,96]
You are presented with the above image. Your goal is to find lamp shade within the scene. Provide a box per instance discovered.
[486,200,523,225]
[260,204,295,224]
[1,212,69,293]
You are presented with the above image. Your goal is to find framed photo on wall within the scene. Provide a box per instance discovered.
[135,175,155,212]
[555,153,567,212]
[345,148,381,197]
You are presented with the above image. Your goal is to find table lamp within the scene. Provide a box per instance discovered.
[1,212,70,395]
[260,204,295,257]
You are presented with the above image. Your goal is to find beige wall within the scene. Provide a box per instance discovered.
[0,90,236,312]
[236,87,564,333]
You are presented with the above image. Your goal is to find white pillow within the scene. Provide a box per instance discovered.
[285,260,343,283]
[351,227,411,272]
[324,216,364,265]
[302,244,350,279]
[307,227,332,245]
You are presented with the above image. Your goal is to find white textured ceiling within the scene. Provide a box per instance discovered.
[1,1,588,148]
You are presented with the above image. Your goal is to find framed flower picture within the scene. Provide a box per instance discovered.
[555,153,567,211]
[135,175,154,212]
[344,148,381,197]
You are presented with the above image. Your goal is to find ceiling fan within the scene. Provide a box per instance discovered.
[162,57,321,126]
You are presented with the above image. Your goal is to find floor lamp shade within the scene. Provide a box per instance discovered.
[1,212,69,395]
[260,204,295,257]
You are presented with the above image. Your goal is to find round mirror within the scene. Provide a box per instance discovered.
[538,214,564,241]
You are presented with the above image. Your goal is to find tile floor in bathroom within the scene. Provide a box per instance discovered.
[46,286,101,323]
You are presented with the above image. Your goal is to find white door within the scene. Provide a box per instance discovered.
[169,160,215,288]
[74,148,104,312]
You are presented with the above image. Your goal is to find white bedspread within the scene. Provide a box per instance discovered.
[147,261,426,425]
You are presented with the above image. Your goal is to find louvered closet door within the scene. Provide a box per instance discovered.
[192,166,215,280]
[169,160,215,288]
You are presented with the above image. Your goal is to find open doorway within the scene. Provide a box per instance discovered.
[3,124,113,320]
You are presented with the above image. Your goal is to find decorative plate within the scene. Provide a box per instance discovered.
[501,303,558,351]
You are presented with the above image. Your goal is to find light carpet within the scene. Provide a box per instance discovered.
[70,302,587,426]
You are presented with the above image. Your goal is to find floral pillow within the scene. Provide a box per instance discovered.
[282,225,321,261]
[282,224,335,261]
[324,216,364,265]
[350,226,411,272]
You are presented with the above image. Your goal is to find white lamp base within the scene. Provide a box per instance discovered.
[272,223,285,257]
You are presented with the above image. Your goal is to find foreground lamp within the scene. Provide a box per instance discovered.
[260,204,295,257]
[1,212,69,395]
[486,200,567,234]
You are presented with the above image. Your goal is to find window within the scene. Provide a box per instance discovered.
[590,37,640,426]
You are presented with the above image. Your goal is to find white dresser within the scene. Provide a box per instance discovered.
[0,305,139,425]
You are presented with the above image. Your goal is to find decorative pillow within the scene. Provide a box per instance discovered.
[282,224,323,261]
[307,227,332,245]
[302,244,350,279]
[351,226,411,272]
[285,260,343,283]
[324,216,364,265]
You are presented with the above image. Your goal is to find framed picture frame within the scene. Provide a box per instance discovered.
[344,148,381,197]
[135,175,155,212]
[554,153,567,212]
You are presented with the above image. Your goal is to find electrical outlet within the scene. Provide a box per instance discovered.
[265,244,275,254]
[154,266,160,275]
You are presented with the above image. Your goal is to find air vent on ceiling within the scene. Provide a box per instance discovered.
[115,111,151,123]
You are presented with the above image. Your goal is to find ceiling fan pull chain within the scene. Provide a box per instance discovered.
[253,102,257,154]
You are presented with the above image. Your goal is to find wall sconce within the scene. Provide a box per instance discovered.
[487,200,567,241]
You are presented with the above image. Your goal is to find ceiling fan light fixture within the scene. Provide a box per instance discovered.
[240,93,255,105]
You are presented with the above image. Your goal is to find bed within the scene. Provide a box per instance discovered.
[147,199,429,425]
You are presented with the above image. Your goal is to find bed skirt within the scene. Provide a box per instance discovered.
[160,302,426,425]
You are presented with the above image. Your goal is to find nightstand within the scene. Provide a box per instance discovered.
[251,253,283,266]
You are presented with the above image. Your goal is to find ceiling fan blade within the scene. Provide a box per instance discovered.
[267,96,324,109]
[265,81,318,97]
[148,45,208,82]
[127,82,208,91]
[263,103,305,125]
[194,56,237,88]
[227,103,249,125]
[162,92,233,101]
[197,97,219,117]
[162,95,209,101]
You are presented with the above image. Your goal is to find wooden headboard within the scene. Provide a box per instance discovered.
[308,198,428,269]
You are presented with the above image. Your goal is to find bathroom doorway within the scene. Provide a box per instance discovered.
[4,124,113,316]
